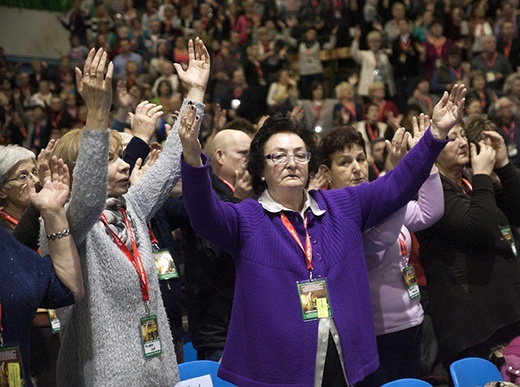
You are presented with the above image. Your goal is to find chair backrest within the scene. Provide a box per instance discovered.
[380,378,434,387]
[178,360,237,387]
[450,357,504,387]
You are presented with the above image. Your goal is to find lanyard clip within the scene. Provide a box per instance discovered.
[0,329,3,348]
[144,300,151,316]
[309,270,313,282]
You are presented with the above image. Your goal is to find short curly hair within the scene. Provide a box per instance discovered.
[318,126,366,169]
[247,113,319,195]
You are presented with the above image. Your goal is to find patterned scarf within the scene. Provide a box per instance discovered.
[101,197,140,251]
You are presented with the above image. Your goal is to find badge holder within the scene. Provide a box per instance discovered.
[0,346,26,387]
[297,273,333,322]
[501,226,519,257]
[48,309,60,334]
[402,265,420,299]
[153,249,179,281]
[140,305,162,359]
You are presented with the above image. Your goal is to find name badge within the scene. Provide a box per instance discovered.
[0,345,25,387]
[140,315,162,358]
[501,226,519,257]
[48,309,60,334]
[486,72,495,82]
[403,265,421,299]
[297,278,333,321]
[153,249,179,280]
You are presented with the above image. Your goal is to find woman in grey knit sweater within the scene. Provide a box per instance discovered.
[40,39,209,386]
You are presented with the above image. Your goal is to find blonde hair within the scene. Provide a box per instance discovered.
[368,82,386,98]
[49,129,123,185]
[335,81,353,99]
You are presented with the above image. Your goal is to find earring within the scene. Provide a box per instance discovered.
[260,176,265,182]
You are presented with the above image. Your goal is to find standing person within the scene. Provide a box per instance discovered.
[491,97,520,168]
[416,114,520,369]
[169,129,252,361]
[178,84,466,386]
[351,28,396,100]
[301,81,337,135]
[45,38,209,386]
[319,116,444,386]
[0,157,84,387]
[471,35,513,92]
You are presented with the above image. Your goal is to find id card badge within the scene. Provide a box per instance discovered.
[501,226,519,257]
[486,71,496,82]
[0,345,26,387]
[296,278,333,322]
[153,249,179,280]
[48,309,60,334]
[507,143,518,157]
[140,315,162,358]
[403,265,421,299]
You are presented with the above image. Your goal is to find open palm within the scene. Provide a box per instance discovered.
[174,37,211,92]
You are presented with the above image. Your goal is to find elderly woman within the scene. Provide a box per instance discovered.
[351,28,396,99]
[0,145,37,231]
[178,84,466,385]
[42,39,208,385]
[1,158,84,387]
[416,114,520,368]
[318,117,444,386]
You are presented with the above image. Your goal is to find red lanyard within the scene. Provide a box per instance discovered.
[0,210,18,227]
[503,121,516,141]
[280,212,313,273]
[366,123,379,141]
[399,37,411,51]
[398,232,409,258]
[482,52,498,69]
[450,66,462,80]
[147,221,158,245]
[374,52,380,69]
[100,209,150,304]
[312,101,323,120]
[220,177,235,193]
[51,111,63,129]
[429,37,445,58]
[504,39,512,59]
[341,101,356,121]
[460,178,473,195]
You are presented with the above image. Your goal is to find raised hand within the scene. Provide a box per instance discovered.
[482,130,509,169]
[431,84,466,139]
[128,101,163,143]
[116,80,135,109]
[178,102,203,167]
[173,37,211,102]
[130,149,161,186]
[37,139,56,186]
[234,168,253,200]
[386,127,410,170]
[470,141,496,176]
[75,47,114,130]
[29,156,70,211]
[408,113,430,149]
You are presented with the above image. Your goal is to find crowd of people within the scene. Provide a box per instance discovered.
[1,0,520,385]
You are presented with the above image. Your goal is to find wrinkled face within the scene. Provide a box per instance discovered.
[107,143,130,197]
[322,144,368,189]
[263,133,309,193]
[0,160,37,211]
[436,124,469,172]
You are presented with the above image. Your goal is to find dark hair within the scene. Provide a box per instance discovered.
[247,113,319,195]
[464,114,495,147]
[319,126,366,168]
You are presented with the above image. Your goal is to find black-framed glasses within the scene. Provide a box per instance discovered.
[265,151,312,165]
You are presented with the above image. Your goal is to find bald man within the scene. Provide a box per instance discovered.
[208,129,252,195]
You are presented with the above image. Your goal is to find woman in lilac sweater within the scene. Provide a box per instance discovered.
[178,85,466,386]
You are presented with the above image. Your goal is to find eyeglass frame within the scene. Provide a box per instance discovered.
[264,151,312,165]
[5,171,39,184]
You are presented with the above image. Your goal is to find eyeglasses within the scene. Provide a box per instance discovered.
[265,151,312,165]
[6,171,38,184]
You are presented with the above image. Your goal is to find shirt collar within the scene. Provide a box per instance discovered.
[258,189,326,218]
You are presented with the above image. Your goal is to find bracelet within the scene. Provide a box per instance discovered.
[46,228,71,240]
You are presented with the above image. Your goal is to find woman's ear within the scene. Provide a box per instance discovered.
[318,164,331,185]
[0,186,9,200]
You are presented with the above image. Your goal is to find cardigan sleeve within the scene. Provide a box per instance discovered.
[125,99,204,222]
[362,206,406,255]
[66,128,110,246]
[403,169,444,232]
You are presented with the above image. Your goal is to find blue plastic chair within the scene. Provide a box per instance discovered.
[381,378,434,387]
[450,357,503,387]
[178,360,237,386]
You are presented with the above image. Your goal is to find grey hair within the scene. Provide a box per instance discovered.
[0,145,36,186]
[503,72,520,95]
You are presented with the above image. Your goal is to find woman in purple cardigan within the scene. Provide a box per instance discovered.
[178,85,466,386]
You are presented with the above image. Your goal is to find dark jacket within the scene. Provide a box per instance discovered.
[416,164,520,365]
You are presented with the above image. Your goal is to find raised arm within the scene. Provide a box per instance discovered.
[67,48,113,245]
[126,37,209,220]
[29,157,84,301]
